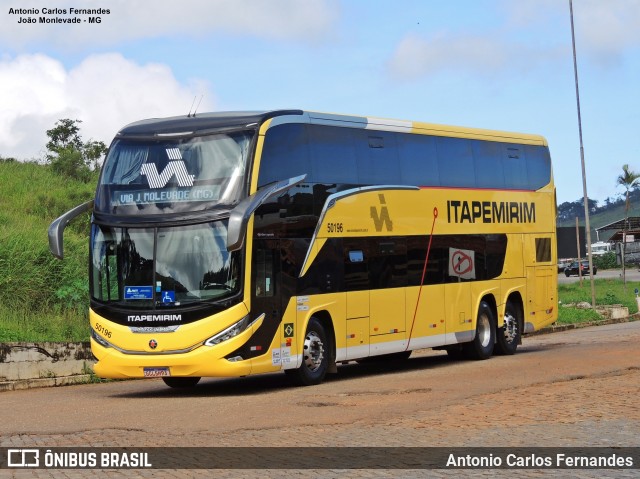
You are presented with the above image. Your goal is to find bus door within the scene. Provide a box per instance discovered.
[251,239,285,367]
[525,236,556,332]
[444,246,473,343]
[405,236,447,348]
[344,242,370,360]
[368,238,407,355]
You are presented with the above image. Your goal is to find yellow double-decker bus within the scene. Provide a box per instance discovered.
[49,110,557,387]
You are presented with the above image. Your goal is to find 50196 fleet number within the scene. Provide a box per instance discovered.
[94,322,112,339]
[327,222,343,233]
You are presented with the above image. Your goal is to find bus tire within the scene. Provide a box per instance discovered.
[495,300,522,355]
[285,317,329,386]
[162,377,201,388]
[463,301,495,360]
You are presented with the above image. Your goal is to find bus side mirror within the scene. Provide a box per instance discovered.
[48,200,94,260]
[227,175,306,252]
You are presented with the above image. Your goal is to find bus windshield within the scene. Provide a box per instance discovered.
[95,130,254,215]
[90,220,241,309]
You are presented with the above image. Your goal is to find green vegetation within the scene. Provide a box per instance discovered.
[0,159,96,342]
[558,278,640,324]
[46,119,107,182]
[593,252,617,270]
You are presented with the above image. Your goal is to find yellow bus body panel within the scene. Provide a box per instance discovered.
[91,302,262,379]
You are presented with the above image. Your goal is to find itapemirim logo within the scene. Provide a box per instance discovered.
[140,149,195,188]
[370,193,393,232]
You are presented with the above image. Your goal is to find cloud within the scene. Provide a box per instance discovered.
[1,0,338,49]
[388,0,640,81]
[386,32,565,81]
[573,0,640,63]
[0,53,214,160]
[387,33,512,80]
[503,0,640,64]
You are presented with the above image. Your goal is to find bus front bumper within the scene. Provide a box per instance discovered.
[91,315,264,379]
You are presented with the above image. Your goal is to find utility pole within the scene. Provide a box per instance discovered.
[569,0,596,308]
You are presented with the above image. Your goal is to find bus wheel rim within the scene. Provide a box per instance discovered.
[503,311,518,344]
[478,313,491,348]
[303,331,324,372]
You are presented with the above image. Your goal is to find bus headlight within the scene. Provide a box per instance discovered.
[91,328,111,348]
[204,315,251,346]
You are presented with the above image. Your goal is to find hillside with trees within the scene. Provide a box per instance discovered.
[557,189,640,241]
[0,119,104,341]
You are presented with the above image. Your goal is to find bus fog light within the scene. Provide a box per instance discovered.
[204,316,250,346]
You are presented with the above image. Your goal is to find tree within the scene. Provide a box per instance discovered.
[45,119,107,181]
[616,164,640,286]
[557,197,598,222]
[617,164,640,213]
[45,119,83,160]
[83,139,109,171]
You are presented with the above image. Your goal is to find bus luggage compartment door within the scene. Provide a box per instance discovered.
[525,266,556,332]
[345,290,369,360]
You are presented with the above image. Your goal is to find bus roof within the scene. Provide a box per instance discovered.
[117,109,548,146]
[117,110,303,136]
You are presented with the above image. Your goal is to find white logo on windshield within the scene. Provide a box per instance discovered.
[140,150,195,188]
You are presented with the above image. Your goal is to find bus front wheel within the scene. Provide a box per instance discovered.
[285,317,329,386]
[463,301,495,360]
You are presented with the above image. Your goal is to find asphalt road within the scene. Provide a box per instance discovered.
[1,321,639,478]
[558,268,640,284]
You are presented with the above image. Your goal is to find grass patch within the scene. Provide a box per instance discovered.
[0,307,89,342]
[558,277,640,324]
[0,161,94,343]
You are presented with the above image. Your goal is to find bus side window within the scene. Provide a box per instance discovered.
[345,246,369,291]
[535,237,552,263]
[254,248,274,297]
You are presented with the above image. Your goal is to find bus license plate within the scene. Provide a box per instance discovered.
[143,367,170,378]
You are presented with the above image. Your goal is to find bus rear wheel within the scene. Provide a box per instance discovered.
[285,317,329,386]
[463,301,495,360]
[495,300,522,355]
[162,377,201,388]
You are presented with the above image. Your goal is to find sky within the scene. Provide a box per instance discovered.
[1,0,639,206]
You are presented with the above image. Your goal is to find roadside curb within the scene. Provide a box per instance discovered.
[526,312,640,336]
[0,342,95,393]
[0,374,93,392]
[1,314,639,393]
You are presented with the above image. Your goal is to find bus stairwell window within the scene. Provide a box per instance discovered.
[255,249,274,297]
